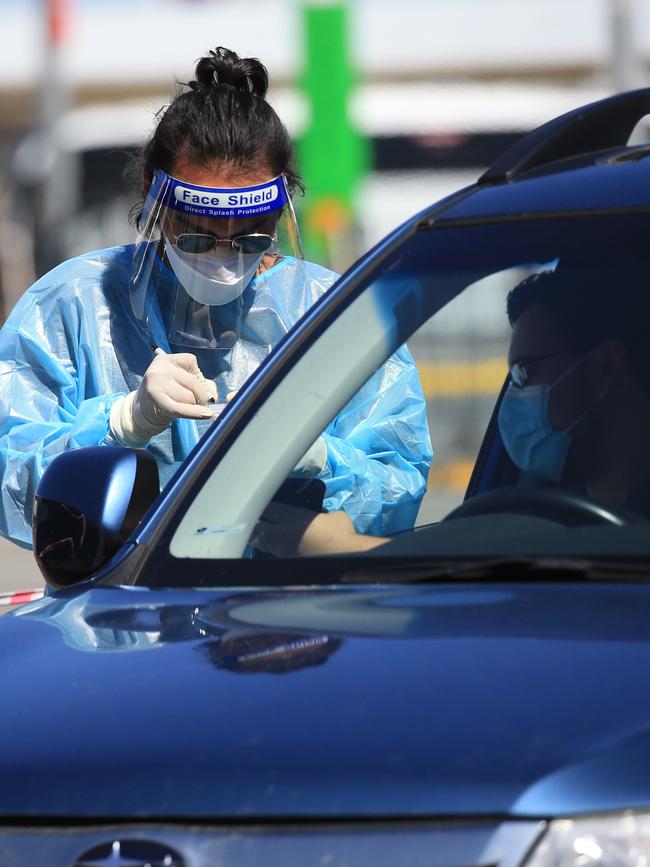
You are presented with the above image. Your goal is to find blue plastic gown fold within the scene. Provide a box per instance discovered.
[0,246,432,548]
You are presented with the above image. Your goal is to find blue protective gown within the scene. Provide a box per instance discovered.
[0,245,432,548]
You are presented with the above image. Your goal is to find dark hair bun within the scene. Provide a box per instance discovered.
[192,47,268,99]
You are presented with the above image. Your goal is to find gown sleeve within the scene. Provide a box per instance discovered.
[0,276,125,548]
[320,343,432,536]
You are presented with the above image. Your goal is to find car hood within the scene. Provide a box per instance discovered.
[2,581,650,819]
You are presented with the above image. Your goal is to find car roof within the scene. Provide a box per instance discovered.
[414,87,650,226]
[434,153,650,223]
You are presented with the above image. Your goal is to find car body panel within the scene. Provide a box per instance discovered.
[3,582,650,819]
[428,158,650,223]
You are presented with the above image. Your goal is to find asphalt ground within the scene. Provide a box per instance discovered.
[0,536,43,592]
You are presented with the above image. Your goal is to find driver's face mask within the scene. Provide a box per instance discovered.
[498,348,607,482]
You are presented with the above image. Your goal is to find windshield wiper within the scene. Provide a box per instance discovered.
[340,556,650,584]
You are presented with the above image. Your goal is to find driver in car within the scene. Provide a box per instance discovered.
[255,260,650,555]
[498,261,650,512]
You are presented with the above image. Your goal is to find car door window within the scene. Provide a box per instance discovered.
[410,270,518,523]
[241,266,530,558]
[148,213,650,581]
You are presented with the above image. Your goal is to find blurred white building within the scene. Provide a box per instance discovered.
[1,0,649,283]
[1,0,648,90]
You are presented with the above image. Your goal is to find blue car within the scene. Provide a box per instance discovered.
[4,89,650,866]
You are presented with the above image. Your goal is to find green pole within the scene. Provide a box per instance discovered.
[298,0,371,269]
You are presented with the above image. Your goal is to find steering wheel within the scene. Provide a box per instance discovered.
[443,486,636,527]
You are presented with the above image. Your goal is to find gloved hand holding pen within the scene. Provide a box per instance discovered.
[110,349,218,447]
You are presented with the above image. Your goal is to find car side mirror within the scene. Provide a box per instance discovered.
[33,446,160,588]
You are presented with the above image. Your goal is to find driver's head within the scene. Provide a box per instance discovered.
[500,261,650,489]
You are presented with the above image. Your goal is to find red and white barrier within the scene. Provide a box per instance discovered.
[0,589,44,607]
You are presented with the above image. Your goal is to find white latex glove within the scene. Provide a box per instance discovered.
[110,352,218,446]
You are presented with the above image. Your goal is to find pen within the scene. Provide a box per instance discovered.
[150,344,216,404]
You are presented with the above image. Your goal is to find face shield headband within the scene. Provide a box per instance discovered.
[130,170,303,349]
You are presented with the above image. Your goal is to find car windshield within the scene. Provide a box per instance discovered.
[135,211,650,587]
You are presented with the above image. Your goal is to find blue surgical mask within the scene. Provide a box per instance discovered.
[498,384,572,482]
[498,351,606,483]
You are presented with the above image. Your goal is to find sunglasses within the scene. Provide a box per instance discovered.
[174,233,274,255]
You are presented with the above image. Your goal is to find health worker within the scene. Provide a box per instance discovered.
[0,47,432,549]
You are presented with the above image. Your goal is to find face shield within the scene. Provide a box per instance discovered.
[130,170,303,349]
